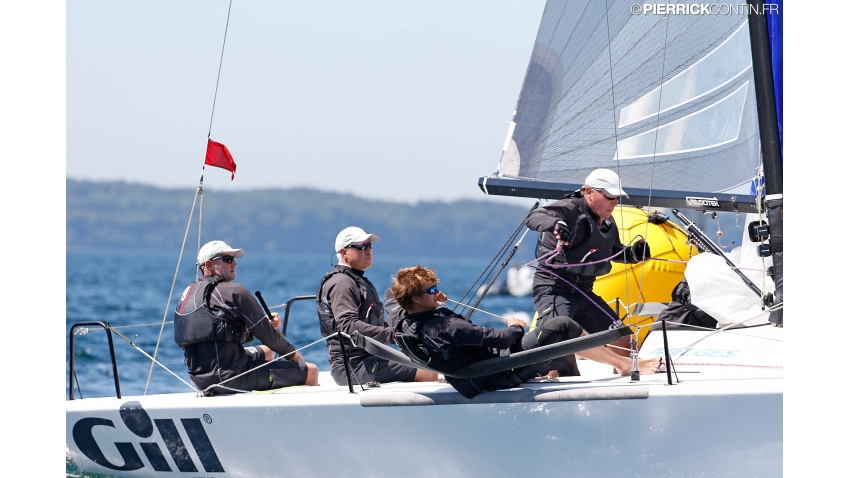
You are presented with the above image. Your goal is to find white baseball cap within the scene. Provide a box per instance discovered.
[335,226,380,251]
[585,168,629,197]
[197,240,245,266]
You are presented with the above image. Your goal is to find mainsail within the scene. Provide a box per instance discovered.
[480,0,771,212]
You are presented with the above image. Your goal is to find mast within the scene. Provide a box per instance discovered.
[746,0,783,326]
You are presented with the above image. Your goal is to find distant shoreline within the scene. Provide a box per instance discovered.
[67,179,539,261]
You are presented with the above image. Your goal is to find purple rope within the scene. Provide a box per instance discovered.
[523,247,633,326]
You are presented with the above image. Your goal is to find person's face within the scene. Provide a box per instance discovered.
[412,282,440,312]
[584,187,620,218]
[205,254,237,281]
[340,240,373,270]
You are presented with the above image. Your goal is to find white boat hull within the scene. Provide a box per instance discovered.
[66,325,782,477]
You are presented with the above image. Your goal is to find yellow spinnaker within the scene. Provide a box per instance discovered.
[593,206,699,347]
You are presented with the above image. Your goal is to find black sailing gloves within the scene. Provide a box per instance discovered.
[554,221,570,242]
[630,240,651,262]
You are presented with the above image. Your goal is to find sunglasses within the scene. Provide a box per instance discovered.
[346,242,372,251]
[595,189,619,201]
[421,284,439,295]
[212,255,235,263]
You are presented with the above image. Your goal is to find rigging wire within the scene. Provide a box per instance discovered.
[463,227,533,320]
[110,326,199,393]
[454,218,524,307]
[453,202,537,315]
[603,1,632,335]
[143,189,202,395]
[443,298,508,321]
[633,9,669,330]
[602,2,670,356]
[202,333,335,396]
[143,0,234,395]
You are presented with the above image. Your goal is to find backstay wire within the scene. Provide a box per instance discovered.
[143,0,235,394]
[602,2,669,354]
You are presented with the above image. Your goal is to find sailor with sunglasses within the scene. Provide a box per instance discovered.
[174,240,319,395]
[523,169,652,373]
[316,227,438,386]
[390,265,660,399]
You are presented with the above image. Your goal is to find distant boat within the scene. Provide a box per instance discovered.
[475,264,534,297]
[506,263,534,296]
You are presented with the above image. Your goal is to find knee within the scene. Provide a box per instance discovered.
[305,363,319,386]
[543,315,583,339]
[260,345,274,361]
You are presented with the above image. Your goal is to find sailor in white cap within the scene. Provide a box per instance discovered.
[522,169,652,374]
[174,240,319,394]
[316,227,438,386]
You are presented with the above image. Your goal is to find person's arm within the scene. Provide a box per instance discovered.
[524,200,578,230]
[326,278,392,343]
[611,236,630,264]
[228,285,298,359]
[524,200,580,246]
[450,317,525,350]
[383,287,405,330]
[524,204,562,232]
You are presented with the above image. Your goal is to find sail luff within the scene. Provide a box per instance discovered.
[746,0,782,196]
[746,0,783,326]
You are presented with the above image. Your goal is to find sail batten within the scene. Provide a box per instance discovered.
[483,0,764,211]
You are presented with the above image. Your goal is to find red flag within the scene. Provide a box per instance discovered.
[205,139,236,180]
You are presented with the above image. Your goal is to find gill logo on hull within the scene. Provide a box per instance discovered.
[72,401,224,473]
[685,196,721,208]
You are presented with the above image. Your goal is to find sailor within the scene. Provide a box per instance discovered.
[174,240,319,394]
[523,168,652,371]
[391,265,661,399]
[316,227,437,386]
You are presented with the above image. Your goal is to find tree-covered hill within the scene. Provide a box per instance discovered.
[67,179,539,260]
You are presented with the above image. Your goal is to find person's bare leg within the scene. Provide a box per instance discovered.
[413,369,439,382]
[575,332,660,376]
[608,336,632,357]
[258,345,274,361]
[304,362,319,386]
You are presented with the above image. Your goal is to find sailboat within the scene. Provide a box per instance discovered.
[66,1,783,476]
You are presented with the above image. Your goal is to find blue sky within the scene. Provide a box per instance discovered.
[64,0,546,204]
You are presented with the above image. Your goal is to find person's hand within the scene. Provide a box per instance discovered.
[267,312,281,329]
[505,317,527,329]
[554,221,570,249]
[288,351,305,362]
[632,240,651,261]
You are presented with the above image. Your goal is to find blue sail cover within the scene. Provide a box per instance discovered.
[484,0,768,211]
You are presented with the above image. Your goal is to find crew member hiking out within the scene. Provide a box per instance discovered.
[391,265,661,399]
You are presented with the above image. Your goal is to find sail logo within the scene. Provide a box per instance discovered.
[71,401,224,473]
[686,196,721,208]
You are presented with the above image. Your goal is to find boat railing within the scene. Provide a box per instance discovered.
[281,295,316,336]
[68,321,121,400]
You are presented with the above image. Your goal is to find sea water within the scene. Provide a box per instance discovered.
[66,247,536,476]
[65,247,537,400]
